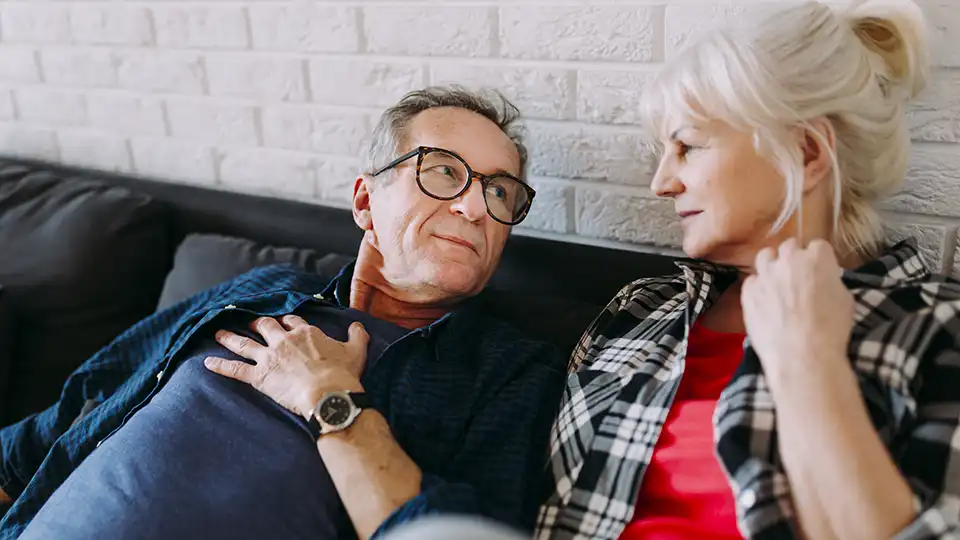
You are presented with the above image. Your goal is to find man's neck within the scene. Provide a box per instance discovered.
[348,240,457,330]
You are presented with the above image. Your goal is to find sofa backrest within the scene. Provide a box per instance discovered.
[0,157,681,423]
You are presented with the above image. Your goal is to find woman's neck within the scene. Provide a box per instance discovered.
[697,279,747,334]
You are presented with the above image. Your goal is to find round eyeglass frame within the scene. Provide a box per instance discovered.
[371,145,536,226]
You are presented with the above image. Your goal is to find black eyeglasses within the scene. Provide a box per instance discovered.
[371,146,536,226]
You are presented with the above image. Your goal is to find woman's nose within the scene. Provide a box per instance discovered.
[650,161,684,199]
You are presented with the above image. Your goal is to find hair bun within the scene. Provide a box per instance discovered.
[846,0,930,102]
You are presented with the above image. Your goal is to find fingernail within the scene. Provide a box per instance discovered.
[204,357,215,367]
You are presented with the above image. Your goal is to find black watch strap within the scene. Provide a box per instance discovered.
[305,392,369,440]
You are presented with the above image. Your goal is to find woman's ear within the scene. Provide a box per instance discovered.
[352,176,374,231]
[801,117,837,193]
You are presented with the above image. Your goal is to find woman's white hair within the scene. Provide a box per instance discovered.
[640,0,930,259]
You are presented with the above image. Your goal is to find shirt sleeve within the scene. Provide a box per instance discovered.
[886,307,960,539]
[371,344,567,538]
[0,267,256,500]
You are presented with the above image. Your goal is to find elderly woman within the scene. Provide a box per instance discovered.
[535,0,960,539]
[385,1,957,539]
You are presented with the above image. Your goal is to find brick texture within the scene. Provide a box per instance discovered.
[219,148,319,197]
[249,5,359,53]
[500,7,658,62]
[166,99,260,147]
[365,7,493,57]
[117,51,205,95]
[1,0,958,267]
[69,5,153,46]
[41,49,118,88]
[153,6,249,50]
[0,123,58,160]
[58,130,132,173]
[86,93,167,137]
[207,55,308,102]
[131,138,216,186]
[0,47,40,84]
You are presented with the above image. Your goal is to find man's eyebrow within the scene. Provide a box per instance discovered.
[493,168,520,177]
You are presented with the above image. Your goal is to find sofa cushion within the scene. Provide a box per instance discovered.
[0,170,172,423]
[156,234,354,311]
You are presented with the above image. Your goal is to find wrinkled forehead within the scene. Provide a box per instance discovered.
[403,107,521,177]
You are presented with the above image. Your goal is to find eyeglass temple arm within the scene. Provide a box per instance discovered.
[371,148,421,177]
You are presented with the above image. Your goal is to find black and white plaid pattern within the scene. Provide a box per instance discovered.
[537,239,960,539]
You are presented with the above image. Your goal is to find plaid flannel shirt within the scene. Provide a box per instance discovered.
[536,239,960,540]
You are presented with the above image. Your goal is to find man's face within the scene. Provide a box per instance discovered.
[357,107,521,300]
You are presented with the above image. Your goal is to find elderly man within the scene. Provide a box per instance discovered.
[0,86,565,540]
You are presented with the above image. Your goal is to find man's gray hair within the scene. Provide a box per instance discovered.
[363,85,528,181]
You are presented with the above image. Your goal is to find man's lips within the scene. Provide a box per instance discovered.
[433,234,479,254]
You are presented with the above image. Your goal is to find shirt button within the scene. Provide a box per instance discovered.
[224,304,237,310]
[156,370,164,382]
[313,293,325,301]
[740,488,757,509]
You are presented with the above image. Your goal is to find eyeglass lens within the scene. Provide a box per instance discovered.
[418,150,530,224]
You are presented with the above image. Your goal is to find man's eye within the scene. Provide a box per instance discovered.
[428,165,458,178]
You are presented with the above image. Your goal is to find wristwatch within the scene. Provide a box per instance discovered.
[306,391,370,439]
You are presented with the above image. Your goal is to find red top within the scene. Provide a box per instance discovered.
[619,321,746,540]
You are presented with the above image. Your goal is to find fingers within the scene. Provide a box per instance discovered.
[778,237,799,258]
[215,330,266,362]
[204,356,255,383]
[250,317,287,345]
[347,322,370,349]
[279,314,310,331]
[754,247,776,274]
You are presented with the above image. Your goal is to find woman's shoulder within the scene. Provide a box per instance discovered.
[607,273,688,310]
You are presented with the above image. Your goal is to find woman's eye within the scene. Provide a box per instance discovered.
[676,142,697,159]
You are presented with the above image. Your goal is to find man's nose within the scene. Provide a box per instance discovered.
[449,179,487,222]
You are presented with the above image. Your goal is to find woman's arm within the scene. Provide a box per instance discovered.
[766,349,915,540]
[741,240,960,539]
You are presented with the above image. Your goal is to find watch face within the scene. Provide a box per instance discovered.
[318,395,352,426]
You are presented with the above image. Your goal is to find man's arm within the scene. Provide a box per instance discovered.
[0,263,278,501]
[316,409,423,539]
[207,316,567,537]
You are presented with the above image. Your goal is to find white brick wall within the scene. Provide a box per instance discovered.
[1,0,958,273]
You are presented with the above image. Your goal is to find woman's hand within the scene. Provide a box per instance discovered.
[204,315,369,419]
[741,238,855,384]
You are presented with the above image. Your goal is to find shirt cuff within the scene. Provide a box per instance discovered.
[892,498,957,539]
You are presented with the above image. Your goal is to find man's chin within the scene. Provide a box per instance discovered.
[424,262,487,298]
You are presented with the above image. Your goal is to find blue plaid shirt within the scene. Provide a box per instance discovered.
[0,263,565,538]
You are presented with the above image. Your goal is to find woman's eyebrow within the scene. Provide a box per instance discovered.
[668,126,694,141]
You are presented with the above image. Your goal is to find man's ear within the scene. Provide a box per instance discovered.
[800,117,837,193]
[352,176,374,231]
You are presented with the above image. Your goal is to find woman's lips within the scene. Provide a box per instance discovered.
[678,211,702,219]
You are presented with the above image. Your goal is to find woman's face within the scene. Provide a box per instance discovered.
[650,120,793,269]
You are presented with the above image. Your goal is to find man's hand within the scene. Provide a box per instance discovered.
[204,315,369,418]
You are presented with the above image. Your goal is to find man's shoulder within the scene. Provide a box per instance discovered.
[224,263,340,295]
[449,296,570,374]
